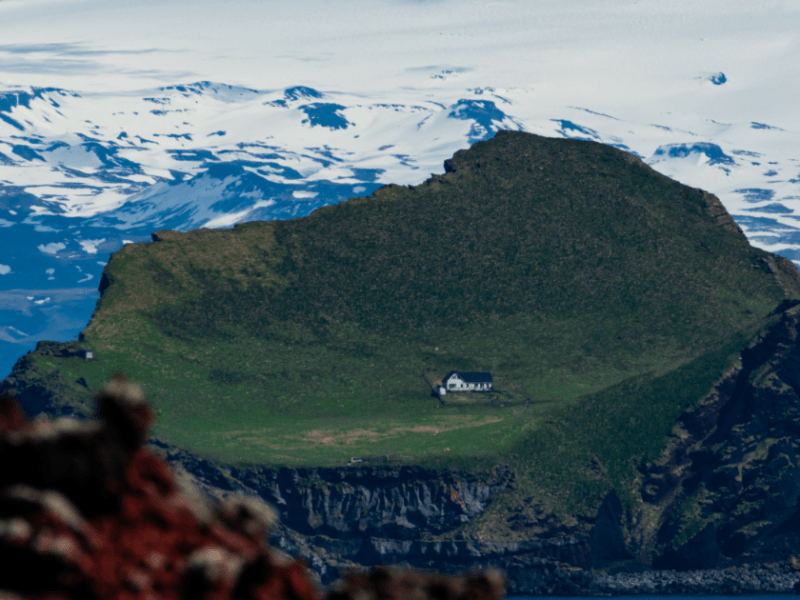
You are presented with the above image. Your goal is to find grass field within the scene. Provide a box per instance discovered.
[35,310,688,468]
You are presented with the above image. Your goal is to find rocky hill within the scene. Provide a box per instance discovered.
[4,131,800,592]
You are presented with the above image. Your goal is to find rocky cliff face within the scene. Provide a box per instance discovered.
[147,442,506,538]
[149,440,593,590]
[636,300,800,570]
[231,465,501,539]
[0,341,95,419]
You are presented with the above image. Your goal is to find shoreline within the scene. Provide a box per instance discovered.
[510,563,800,597]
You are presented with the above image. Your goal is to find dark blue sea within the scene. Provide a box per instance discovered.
[508,596,797,599]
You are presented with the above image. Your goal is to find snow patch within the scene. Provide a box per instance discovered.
[37,242,66,255]
[77,238,106,254]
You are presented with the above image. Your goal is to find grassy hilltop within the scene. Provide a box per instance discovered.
[6,130,800,529]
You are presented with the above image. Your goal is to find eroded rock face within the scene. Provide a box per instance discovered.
[640,302,800,569]
[149,443,513,543]
[231,466,501,539]
[153,439,593,592]
[152,438,594,588]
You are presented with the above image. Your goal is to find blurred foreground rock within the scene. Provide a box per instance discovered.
[326,567,504,600]
[0,375,505,600]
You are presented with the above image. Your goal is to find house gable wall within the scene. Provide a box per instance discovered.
[443,371,492,392]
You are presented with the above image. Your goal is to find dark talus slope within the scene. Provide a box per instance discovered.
[639,300,800,570]
[3,131,800,592]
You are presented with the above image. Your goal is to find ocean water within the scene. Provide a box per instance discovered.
[509,597,797,600]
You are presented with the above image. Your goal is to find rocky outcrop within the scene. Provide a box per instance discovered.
[701,190,745,237]
[150,438,592,588]
[637,301,800,569]
[0,341,94,420]
[268,528,592,591]
[227,465,506,539]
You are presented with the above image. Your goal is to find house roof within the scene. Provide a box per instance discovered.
[443,371,493,383]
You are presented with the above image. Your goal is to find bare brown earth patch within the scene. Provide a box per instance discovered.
[212,415,503,449]
[298,416,504,447]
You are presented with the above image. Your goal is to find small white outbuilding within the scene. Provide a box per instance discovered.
[441,371,493,393]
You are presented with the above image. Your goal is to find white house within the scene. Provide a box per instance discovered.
[442,371,493,393]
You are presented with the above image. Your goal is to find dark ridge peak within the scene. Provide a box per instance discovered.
[284,86,324,101]
[159,81,261,96]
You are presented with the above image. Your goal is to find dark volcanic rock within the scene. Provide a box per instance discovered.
[228,465,506,540]
[641,302,800,570]
[152,437,591,587]
[589,490,632,566]
[0,341,94,420]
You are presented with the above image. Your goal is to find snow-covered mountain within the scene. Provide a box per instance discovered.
[1,0,799,377]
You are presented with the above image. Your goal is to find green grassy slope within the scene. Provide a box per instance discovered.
[6,131,800,531]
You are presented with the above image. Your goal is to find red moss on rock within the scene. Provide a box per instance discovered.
[0,375,319,600]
